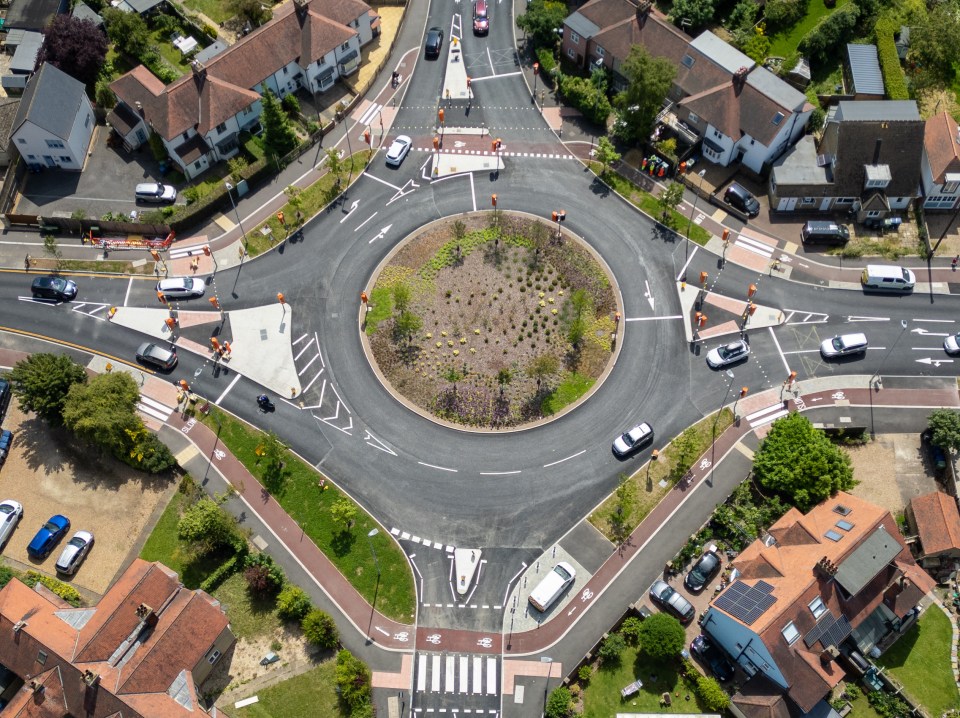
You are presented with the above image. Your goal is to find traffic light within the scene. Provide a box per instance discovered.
[438,109,445,124]
[533,62,539,75]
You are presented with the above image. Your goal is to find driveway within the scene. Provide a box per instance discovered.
[13,127,177,219]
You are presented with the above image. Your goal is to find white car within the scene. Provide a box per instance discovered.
[0,499,22,549]
[55,530,94,575]
[612,422,654,457]
[706,340,749,369]
[385,135,412,166]
[157,277,205,299]
[944,333,960,355]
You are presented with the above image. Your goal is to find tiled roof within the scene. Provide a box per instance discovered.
[306,0,370,28]
[592,9,688,70]
[732,674,793,718]
[574,0,635,30]
[911,490,960,556]
[12,63,88,142]
[924,111,960,184]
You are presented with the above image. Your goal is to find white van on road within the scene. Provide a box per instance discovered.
[528,562,576,612]
[861,264,916,292]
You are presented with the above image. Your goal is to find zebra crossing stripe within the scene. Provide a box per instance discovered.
[486,658,496,695]
[137,395,175,422]
[472,657,482,695]
[358,103,383,126]
[459,656,468,694]
[418,655,427,692]
[446,656,455,693]
[735,234,775,258]
[432,656,441,692]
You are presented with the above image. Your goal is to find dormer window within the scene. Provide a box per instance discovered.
[809,596,826,619]
[596,46,605,57]
[864,164,891,190]
[781,622,800,645]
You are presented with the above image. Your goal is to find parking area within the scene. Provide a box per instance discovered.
[846,433,940,518]
[0,403,175,597]
[13,127,175,219]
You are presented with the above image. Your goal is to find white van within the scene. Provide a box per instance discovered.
[861,264,915,292]
[528,562,576,612]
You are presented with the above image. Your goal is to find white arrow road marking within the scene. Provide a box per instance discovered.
[916,357,954,366]
[364,430,397,455]
[368,224,394,244]
[911,328,950,337]
[643,280,655,311]
[387,179,420,206]
[339,199,360,223]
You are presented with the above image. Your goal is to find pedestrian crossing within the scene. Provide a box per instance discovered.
[415,653,499,696]
[745,401,789,429]
[357,102,384,127]
[415,147,574,160]
[734,233,776,259]
[137,394,176,423]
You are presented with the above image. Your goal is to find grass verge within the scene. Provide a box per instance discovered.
[181,0,231,24]
[875,607,959,716]
[200,408,416,623]
[233,660,342,718]
[542,372,594,415]
[586,162,712,246]
[769,0,851,56]
[589,409,735,541]
[211,571,284,640]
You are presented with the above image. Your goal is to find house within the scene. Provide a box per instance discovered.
[114,0,167,16]
[0,98,22,167]
[109,0,375,179]
[11,63,96,171]
[920,111,960,211]
[72,0,104,27]
[3,0,68,31]
[1,31,42,93]
[560,0,812,174]
[701,491,934,715]
[0,558,234,717]
[908,491,960,582]
[769,100,924,219]
[844,45,884,100]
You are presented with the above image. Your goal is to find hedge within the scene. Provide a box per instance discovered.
[199,551,246,593]
[22,571,82,606]
[536,47,557,77]
[167,157,270,234]
[874,18,909,100]
[799,3,860,64]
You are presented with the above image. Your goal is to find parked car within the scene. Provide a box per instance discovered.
[649,579,695,623]
[425,27,444,58]
[820,332,868,359]
[135,182,177,204]
[0,381,9,425]
[55,530,94,575]
[921,429,948,470]
[706,340,749,369]
[385,135,412,167]
[31,276,77,301]
[136,343,178,371]
[0,430,13,464]
[612,422,654,457]
[723,183,760,218]
[473,0,489,34]
[943,332,960,355]
[691,634,734,682]
[157,277,205,299]
[684,550,721,592]
[27,514,70,559]
[0,499,23,549]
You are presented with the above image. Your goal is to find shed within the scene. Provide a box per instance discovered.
[72,1,104,27]
[2,31,42,92]
[845,44,884,99]
[909,491,960,581]
[4,0,69,31]
[194,40,227,64]
[0,97,21,167]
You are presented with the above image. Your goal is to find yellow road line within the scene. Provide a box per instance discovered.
[0,326,156,375]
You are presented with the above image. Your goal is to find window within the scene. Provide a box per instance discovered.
[772,112,785,126]
[567,47,575,59]
[866,209,881,218]
[824,529,843,541]
[680,54,695,69]
[194,161,202,170]
[59,156,70,162]
[865,178,889,189]
[182,131,190,141]
[17,138,25,144]
[809,597,826,619]
[688,112,700,124]
[26,154,35,160]
[208,649,222,664]
[835,197,856,205]
[37,650,47,665]
[570,30,580,44]
[595,46,605,57]
[944,182,959,194]
[801,197,816,205]
[45,140,64,149]
[836,520,854,531]
[781,622,800,644]
[283,66,289,75]
[341,41,351,51]
[217,122,227,134]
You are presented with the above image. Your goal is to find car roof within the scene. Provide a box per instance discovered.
[144,344,174,359]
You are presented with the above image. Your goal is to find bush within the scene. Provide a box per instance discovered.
[557,74,611,126]
[334,649,371,711]
[874,18,909,100]
[536,47,557,76]
[0,564,15,588]
[199,553,244,593]
[243,552,284,595]
[597,632,626,665]
[302,608,339,648]
[276,584,313,621]
[696,675,731,711]
[799,4,860,64]
[577,664,592,683]
[763,0,810,32]
[545,686,573,718]
[620,616,643,644]
[638,612,686,658]
[125,430,177,474]
[282,93,301,117]
[22,571,82,606]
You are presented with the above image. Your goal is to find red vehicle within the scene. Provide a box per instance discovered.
[473,0,489,35]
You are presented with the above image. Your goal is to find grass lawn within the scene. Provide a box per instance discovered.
[769,0,851,57]
[211,571,284,640]
[542,373,594,414]
[589,409,735,541]
[200,408,416,623]
[580,644,708,717]
[847,693,886,718]
[181,0,231,24]
[876,608,959,716]
[234,660,343,718]
[150,30,193,74]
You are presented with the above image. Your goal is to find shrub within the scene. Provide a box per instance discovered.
[597,632,626,665]
[620,616,643,644]
[276,584,312,621]
[22,571,82,606]
[557,74,611,126]
[763,0,810,32]
[302,608,340,648]
[799,4,860,64]
[0,564,15,588]
[282,93,301,116]
[536,47,557,76]
[696,675,731,711]
[199,553,245,593]
[638,612,686,658]
[545,686,573,718]
[243,552,284,595]
[874,18,909,100]
[334,649,371,711]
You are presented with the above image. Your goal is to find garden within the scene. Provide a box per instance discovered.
[365,213,619,428]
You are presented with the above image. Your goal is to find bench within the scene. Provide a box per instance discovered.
[620,679,643,699]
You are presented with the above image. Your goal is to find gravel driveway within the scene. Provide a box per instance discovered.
[846,433,939,517]
[0,404,175,597]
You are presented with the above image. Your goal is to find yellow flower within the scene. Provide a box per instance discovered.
[470,348,476,353]
[447,340,454,347]
[453,349,460,356]
[460,337,467,344]
[426,332,433,339]
[551,308,558,315]
[441,331,448,337]
[474,328,481,335]
[539,300,546,307]
[548,297,555,304]
[538,292,545,298]
[559,289,564,296]
[436,342,442,348]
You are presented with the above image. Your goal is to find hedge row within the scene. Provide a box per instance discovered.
[167,156,271,234]
[874,18,909,100]
[22,571,82,606]
[199,550,246,593]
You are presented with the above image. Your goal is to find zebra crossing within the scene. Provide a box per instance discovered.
[137,394,176,423]
[415,653,499,696]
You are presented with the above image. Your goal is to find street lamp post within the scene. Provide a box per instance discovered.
[367,527,381,578]
[871,319,909,389]
[684,169,707,264]
[540,656,554,718]
[224,182,248,251]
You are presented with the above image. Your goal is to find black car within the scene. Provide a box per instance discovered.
[425,27,444,58]
[0,380,10,424]
[684,550,721,592]
[723,183,760,218]
[0,430,12,464]
[691,634,735,682]
[31,276,78,301]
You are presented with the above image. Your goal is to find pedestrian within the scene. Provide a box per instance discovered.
[952,255,958,271]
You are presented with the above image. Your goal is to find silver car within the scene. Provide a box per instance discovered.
[820,332,868,359]
[0,499,23,549]
[385,135,412,166]
[944,333,960,355]
[55,530,94,575]
[649,579,695,623]
[157,277,205,299]
[706,340,749,369]
[613,422,654,457]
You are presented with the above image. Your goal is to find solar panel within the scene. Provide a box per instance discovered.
[714,580,777,625]
[804,610,834,647]
[823,616,852,648]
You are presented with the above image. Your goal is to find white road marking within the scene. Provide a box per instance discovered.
[913,318,955,323]
[362,172,402,191]
[418,461,458,472]
[847,315,890,322]
[479,470,521,475]
[469,171,477,212]
[543,450,586,468]
[676,246,698,281]
[124,277,134,306]
[339,199,360,223]
[768,326,790,374]
[486,47,496,75]
[624,315,682,321]
[214,372,242,404]
[355,211,378,231]
[468,71,523,81]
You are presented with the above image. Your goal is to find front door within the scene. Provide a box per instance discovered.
[42,155,56,167]
[819,197,831,211]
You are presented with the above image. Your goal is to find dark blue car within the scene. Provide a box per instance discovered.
[0,430,13,464]
[27,515,70,559]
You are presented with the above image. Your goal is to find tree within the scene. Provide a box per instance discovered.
[638,612,686,658]
[260,88,298,160]
[597,631,626,664]
[742,29,772,64]
[334,650,372,712]
[670,0,717,32]
[697,675,731,711]
[392,283,411,313]
[526,354,558,389]
[496,367,513,397]
[8,353,87,424]
[544,686,573,718]
[753,412,855,511]
[228,0,271,28]
[558,74,611,127]
[124,424,177,474]
[102,8,150,58]
[613,45,675,145]
[330,497,357,531]
[610,473,637,544]
[277,584,313,621]
[658,182,685,223]
[594,136,621,175]
[43,235,63,271]
[177,497,243,556]
[95,78,116,109]
[620,616,643,645]
[393,310,422,345]
[669,426,700,482]
[927,409,960,454]
[38,15,107,86]
[302,608,340,647]
[564,289,593,348]
[324,147,347,189]
[798,4,860,64]
[516,0,567,49]
[243,552,284,595]
[62,372,141,457]
[908,4,960,88]
[443,365,465,395]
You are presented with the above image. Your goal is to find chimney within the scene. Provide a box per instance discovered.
[636,0,652,25]
[815,556,838,577]
[82,670,100,687]
[190,60,205,78]
[28,680,44,695]
[733,66,749,94]
[293,0,308,11]
[12,620,27,633]
[135,603,158,627]
[820,646,840,663]
[872,138,882,165]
